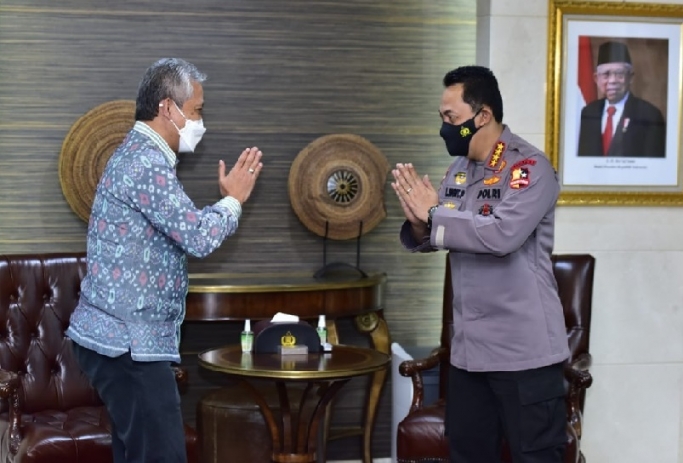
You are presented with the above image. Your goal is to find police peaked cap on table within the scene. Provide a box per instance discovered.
[597,41,631,66]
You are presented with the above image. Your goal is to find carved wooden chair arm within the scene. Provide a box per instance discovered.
[398,347,446,413]
[564,352,593,390]
[0,369,18,399]
[0,369,22,455]
[564,353,593,440]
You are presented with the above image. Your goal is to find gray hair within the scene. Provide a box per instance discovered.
[135,58,207,121]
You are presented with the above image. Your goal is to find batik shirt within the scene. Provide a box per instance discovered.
[67,122,241,362]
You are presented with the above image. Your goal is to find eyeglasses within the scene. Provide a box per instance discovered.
[596,70,630,80]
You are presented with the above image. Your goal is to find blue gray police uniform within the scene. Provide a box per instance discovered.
[402,125,570,462]
[401,125,570,372]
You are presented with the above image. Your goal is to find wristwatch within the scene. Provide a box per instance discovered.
[427,205,439,229]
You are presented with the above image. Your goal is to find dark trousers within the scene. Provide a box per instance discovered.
[72,342,187,463]
[446,362,566,463]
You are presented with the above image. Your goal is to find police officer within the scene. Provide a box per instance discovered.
[392,65,570,463]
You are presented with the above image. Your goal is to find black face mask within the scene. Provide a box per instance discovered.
[440,114,480,157]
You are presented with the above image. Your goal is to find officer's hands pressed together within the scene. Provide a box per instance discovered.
[391,163,438,223]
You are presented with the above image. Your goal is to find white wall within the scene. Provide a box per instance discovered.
[477,1,683,462]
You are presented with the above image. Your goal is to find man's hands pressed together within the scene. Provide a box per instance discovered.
[218,146,263,204]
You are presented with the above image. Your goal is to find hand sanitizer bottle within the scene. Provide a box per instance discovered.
[241,319,254,353]
[316,315,327,345]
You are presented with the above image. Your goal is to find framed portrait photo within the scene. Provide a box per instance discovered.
[546,0,683,205]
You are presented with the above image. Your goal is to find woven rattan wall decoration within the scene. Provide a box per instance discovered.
[288,133,390,241]
[58,100,136,222]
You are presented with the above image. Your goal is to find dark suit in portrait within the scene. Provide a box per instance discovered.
[577,94,666,157]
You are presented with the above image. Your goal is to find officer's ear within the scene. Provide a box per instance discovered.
[476,106,493,128]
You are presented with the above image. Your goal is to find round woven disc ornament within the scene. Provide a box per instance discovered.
[58,100,136,222]
[288,134,390,240]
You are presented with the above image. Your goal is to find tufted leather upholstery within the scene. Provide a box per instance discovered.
[397,254,595,463]
[0,253,198,463]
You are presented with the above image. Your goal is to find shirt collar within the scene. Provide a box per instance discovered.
[133,121,178,168]
[605,92,629,113]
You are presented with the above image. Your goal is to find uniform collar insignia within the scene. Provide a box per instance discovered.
[486,141,506,170]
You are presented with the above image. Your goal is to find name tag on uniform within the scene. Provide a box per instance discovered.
[445,188,465,198]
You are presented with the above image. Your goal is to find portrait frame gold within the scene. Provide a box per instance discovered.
[546,0,683,205]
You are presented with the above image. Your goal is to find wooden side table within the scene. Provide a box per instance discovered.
[199,344,389,463]
[186,272,390,463]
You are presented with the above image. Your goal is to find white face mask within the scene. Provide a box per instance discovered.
[169,101,207,153]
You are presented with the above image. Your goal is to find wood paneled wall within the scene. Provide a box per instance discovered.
[0,1,475,459]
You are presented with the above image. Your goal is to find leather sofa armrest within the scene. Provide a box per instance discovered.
[172,365,189,394]
[564,353,593,440]
[398,347,445,413]
[0,369,22,455]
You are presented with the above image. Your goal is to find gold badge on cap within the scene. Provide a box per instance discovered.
[281,331,297,347]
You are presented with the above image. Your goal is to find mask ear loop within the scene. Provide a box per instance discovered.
[158,101,170,119]
[472,106,485,130]
[159,101,183,132]
[158,100,183,117]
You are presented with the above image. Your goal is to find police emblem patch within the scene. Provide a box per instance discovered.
[454,172,467,185]
[510,167,530,189]
[478,203,493,216]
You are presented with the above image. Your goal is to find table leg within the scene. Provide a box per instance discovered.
[296,383,316,451]
[238,379,282,453]
[240,378,350,463]
[354,311,391,463]
[320,320,340,462]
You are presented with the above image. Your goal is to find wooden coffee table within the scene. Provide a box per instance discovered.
[199,344,390,463]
